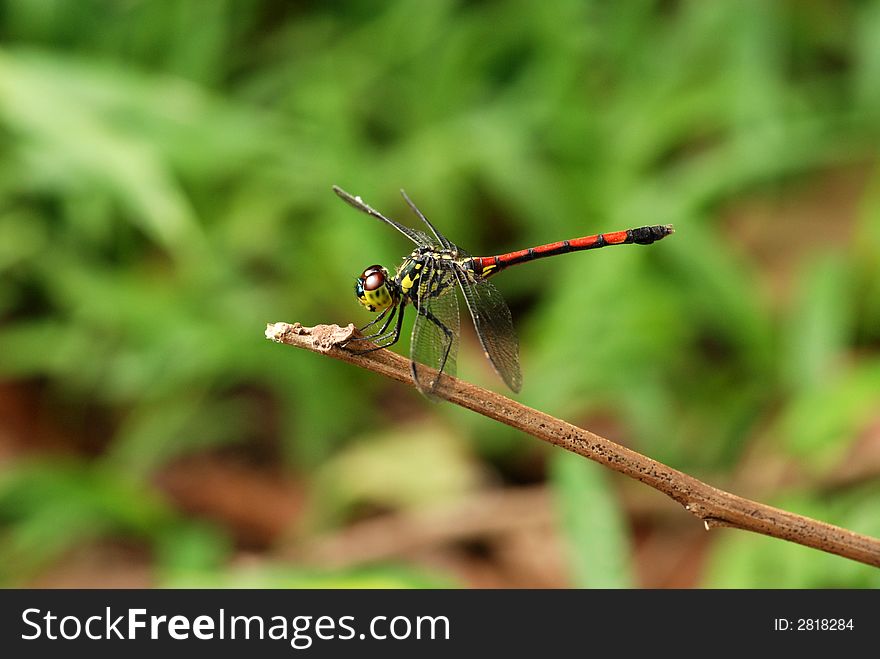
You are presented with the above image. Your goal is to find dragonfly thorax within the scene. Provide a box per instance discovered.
[355,265,399,313]
[396,248,463,298]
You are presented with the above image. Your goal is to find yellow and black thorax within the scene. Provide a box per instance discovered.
[355,248,475,313]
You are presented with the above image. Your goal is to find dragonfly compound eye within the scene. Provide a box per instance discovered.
[362,267,385,291]
[356,265,394,313]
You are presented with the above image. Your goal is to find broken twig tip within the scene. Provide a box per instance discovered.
[265,321,357,353]
[265,321,298,342]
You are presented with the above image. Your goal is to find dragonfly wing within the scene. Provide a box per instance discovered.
[400,189,453,250]
[453,268,522,392]
[410,258,460,398]
[333,185,435,247]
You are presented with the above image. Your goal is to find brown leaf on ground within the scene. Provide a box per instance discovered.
[154,456,306,549]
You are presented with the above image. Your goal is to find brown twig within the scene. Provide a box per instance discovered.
[265,321,880,568]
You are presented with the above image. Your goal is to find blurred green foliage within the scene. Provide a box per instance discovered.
[550,453,633,588]
[0,1,878,587]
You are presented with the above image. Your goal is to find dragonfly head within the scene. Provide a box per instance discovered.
[355,265,398,313]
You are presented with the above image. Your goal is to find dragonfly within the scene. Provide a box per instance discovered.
[333,185,673,398]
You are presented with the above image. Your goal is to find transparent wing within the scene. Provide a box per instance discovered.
[453,265,522,392]
[410,258,460,398]
[333,185,435,247]
[400,189,453,250]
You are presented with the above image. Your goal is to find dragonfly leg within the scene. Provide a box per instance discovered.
[344,304,405,354]
[357,308,392,334]
[345,308,398,349]
[351,307,403,348]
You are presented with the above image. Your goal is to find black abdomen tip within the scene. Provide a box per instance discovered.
[631,224,675,245]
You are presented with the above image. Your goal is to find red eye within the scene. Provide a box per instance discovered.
[364,270,385,291]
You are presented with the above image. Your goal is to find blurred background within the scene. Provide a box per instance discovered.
[1,0,879,588]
